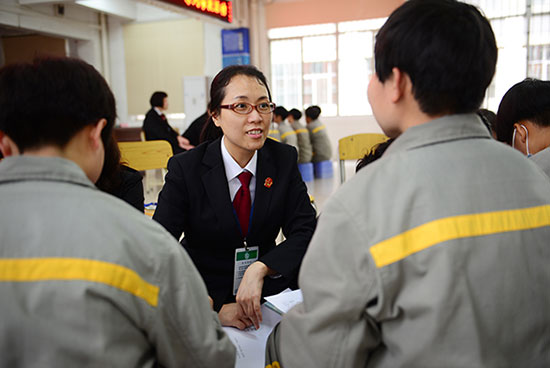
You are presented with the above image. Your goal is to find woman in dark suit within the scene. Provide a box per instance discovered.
[142,91,193,155]
[153,65,316,330]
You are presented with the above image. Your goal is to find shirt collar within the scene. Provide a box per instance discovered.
[221,136,257,182]
[384,113,492,157]
[154,107,163,115]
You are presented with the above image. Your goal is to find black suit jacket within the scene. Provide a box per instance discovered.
[153,138,317,310]
[142,108,183,154]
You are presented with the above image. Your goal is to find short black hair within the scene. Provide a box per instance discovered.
[150,91,167,108]
[201,64,272,142]
[375,0,497,115]
[0,57,116,152]
[274,106,289,120]
[477,108,496,135]
[356,138,394,172]
[495,78,550,145]
[289,108,302,121]
[305,106,321,120]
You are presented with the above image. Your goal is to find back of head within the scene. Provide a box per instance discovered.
[495,78,550,145]
[289,108,302,121]
[274,106,289,120]
[305,106,321,120]
[477,108,496,136]
[149,91,167,108]
[0,57,116,152]
[375,0,497,115]
[201,64,272,143]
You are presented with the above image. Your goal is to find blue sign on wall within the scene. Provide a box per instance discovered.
[222,28,250,67]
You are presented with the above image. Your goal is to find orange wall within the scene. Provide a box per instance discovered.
[265,0,405,29]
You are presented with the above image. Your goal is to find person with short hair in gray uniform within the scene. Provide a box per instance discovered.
[266,1,550,367]
[0,57,235,367]
[288,108,313,164]
[274,106,299,155]
[305,105,332,162]
[494,78,550,179]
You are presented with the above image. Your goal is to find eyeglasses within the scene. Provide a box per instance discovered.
[220,102,276,115]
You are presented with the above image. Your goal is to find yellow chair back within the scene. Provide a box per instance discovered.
[338,133,388,183]
[118,140,173,171]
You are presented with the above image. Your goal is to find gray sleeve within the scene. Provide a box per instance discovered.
[313,130,333,161]
[282,130,299,153]
[267,197,381,368]
[150,237,236,368]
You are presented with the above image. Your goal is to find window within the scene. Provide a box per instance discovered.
[270,1,550,116]
[270,19,383,117]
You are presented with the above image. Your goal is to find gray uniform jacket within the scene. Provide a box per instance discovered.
[531,145,550,178]
[266,114,550,367]
[290,120,313,163]
[0,156,235,367]
[278,121,299,154]
[268,122,281,142]
[307,119,332,162]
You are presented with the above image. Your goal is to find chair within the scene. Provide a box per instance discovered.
[118,140,173,211]
[118,140,173,171]
[338,133,388,183]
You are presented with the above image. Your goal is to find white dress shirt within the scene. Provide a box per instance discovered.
[221,136,258,203]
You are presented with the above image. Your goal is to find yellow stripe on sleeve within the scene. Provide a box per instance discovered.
[0,258,159,306]
[370,205,550,268]
[295,129,308,134]
[312,125,326,134]
[280,130,297,139]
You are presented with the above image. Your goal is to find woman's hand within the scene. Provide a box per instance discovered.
[236,261,272,329]
[218,303,253,330]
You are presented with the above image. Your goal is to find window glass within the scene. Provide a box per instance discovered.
[338,31,373,116]
[270,39,302,110]
[302,35,337,116]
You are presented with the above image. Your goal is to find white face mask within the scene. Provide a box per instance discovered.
[512,124,532,157]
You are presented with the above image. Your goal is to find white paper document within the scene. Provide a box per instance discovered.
[264,289,303,314]
[223,305,282,368]
[223,289,304,368]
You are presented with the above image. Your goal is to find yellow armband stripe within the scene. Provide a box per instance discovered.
[281,130,297,139]
[295,129,308,134]
[312,125,326,134]
[0,258,159,306]
[370,204,550,268]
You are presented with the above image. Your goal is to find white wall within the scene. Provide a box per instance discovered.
[107,16,130,124]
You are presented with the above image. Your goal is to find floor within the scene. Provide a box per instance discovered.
[143,160,358,216]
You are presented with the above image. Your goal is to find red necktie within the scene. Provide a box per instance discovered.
[233,171,252,237]
[161,113,167,121]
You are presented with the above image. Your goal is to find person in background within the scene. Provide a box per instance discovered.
[477,108,497,138]
[96,133,144,212]
[274,106,299,154]
[0,57,235,367]
[142,91,194,155]
[153,65,316,330]
[495,78,550,178]
[267,117,281,142]
[305,105,332,162]
[288,108,312,164]
[265,1,550,367]
[182,111,208,147]
[355,138,394,172]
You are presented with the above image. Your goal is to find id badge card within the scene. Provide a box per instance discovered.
[233,246,259,295]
